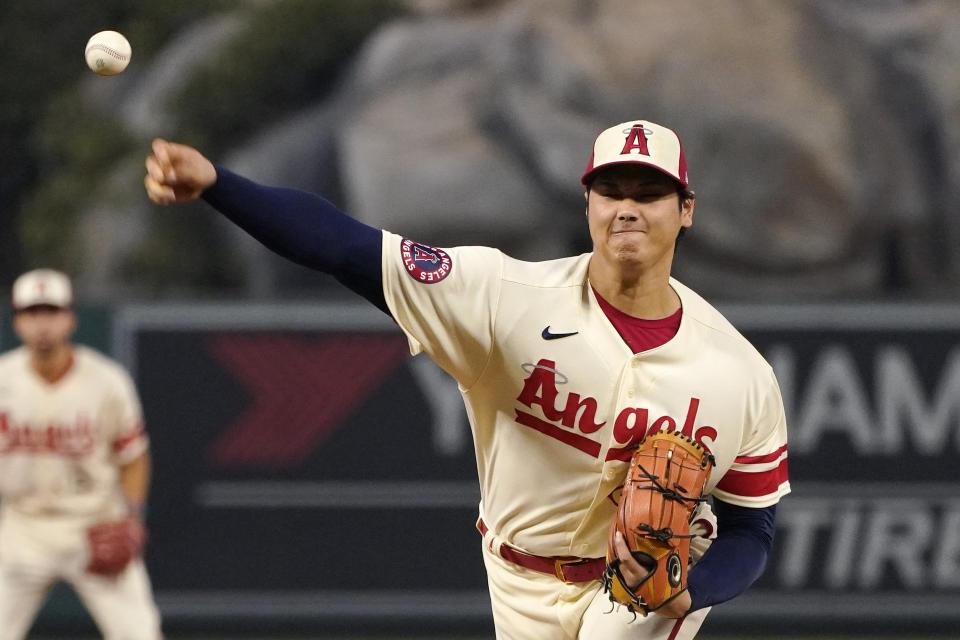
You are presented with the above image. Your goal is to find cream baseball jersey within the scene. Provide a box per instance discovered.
[0,345,148,518]
[382,232,790,559]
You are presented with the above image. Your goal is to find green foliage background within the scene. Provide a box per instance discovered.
[2,0,404,293]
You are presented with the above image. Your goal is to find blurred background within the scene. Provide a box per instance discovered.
[2,0,960,638]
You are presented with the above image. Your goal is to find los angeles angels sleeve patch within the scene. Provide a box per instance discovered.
[400,238,453,283]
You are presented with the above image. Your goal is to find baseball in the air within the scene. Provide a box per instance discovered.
[85,30,132,76]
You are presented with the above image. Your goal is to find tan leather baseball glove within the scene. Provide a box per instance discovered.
[603,430,714,616]
[85,515,147,576]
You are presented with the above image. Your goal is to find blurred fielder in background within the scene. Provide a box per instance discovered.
[0,269,162,640]
[144,119,789,639]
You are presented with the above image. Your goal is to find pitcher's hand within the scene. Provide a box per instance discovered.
[612,531,692,619]
[144,138,217,204]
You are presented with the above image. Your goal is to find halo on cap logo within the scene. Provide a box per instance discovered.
[401,238,452,283]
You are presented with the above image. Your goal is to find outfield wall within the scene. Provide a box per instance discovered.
[6,301,957,636]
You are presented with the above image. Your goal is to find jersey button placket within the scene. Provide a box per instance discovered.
[625,357,642,400]
[628,358,640,398]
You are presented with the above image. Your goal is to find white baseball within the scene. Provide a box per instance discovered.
[85,30,132,76]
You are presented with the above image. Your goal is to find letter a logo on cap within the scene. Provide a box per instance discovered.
[580,119,689,187]
[620,124,651,157]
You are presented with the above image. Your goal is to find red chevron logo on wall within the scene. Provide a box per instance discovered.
[206,334,409,468]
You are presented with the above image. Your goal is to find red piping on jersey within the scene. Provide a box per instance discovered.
[715,458,789,497]
[734,443,788,464]
[113,425,146,452]
[667,616,686,640]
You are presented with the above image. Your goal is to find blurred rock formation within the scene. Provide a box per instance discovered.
[73,0,960,302]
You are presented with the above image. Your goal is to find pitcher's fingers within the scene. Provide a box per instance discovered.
[150,138,175,180]
[144,155,166,183]
[613,532,646,586]
[614,531,630,560]
[144,174,175,204]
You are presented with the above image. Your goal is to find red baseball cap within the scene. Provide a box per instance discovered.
[581,120,689,188]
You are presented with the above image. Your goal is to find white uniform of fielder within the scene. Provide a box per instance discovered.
[0,270,162,640]
[382,241,790,639]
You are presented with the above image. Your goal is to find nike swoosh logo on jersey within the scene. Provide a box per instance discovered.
[542,326,579,340]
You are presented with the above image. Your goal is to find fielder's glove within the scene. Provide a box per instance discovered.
[602,430,714,616]
[85,515,147,576]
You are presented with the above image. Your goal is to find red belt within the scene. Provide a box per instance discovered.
[478,519,606,583]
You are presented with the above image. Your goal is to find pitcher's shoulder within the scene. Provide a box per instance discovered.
[672,279,772,368]
[501,253,591,289]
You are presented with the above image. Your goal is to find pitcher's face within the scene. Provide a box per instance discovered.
[586,165,693,270]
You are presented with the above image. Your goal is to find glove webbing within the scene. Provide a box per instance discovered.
[630,462,707,542]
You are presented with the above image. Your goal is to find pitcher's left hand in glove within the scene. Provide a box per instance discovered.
[85,515,147,576]
[603,430,714,616]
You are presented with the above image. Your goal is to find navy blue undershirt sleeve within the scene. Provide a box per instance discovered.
[201,166,389,314]
[686,499,777,612]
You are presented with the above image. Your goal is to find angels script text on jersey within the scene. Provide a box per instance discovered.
[0,412,96,457]
[515,358,718,460]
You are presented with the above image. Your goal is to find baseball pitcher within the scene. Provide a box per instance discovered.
[144,119,789,639]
